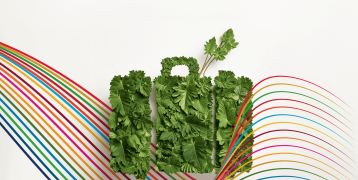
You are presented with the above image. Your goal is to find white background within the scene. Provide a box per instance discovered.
[0,0,358,179]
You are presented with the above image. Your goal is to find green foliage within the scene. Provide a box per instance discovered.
[108,70,153,179]
[200,29,239,76]
[213,70,254,177]
[154,56,214,174]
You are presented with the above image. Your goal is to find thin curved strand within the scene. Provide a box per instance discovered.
[0,83,95,179]
[221,114,354,178]
[0,97,72,179]
[217,136,354,180]
[0,62,110,161]
[0,110,59,179]
[224,144,354,179]
[0,88,87,179]
[0,48,110,130]
[257,175,309,180]
[0,120,51,180]
[0,67,106,179]
[239,164,330,180]
[0,44,111,117]
[218,121,353,179]
[224,152,349,180]
[0,54,110,143]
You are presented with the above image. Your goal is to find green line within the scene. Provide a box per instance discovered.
[0,90,85,180]
[220,90,352,176]
[239,168,326,180]
[0,105,67,179]
[0,46,109,121]
[232,90,351,143]
[150,158,177,180]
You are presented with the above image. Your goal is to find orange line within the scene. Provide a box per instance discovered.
[0,83,94,180]
[0,44,111,116]
[216,136,354,180]
[234,160,338,180]
[175,173,186,180]
[148,172,158,180]
[0,64,120,179]
[225,152,349,180]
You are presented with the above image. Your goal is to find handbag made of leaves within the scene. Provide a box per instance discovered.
[154,56,214,174]
[213,70,254,177]
[108,70,153,179]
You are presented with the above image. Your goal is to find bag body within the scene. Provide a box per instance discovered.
[213,70,254,176]
[108,70,153,179]
[154,56,214,174]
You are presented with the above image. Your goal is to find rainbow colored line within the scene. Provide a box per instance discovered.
[0,42,195,180]
[0,41,356,180]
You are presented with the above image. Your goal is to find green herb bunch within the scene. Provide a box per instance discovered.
[108,70,153,179]
[154,56,214,174]
[213,71,254,177]
[199,29,239,76]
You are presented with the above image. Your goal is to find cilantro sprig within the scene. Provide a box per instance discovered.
[199,29,239,76]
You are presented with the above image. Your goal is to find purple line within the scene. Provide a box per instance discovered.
[0,70,112,180]
[221,145,354,180]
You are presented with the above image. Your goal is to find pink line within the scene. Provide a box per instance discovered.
[119,172,131,180]
[183,173,196,180]
[0,70,112,180]
[150,166,167,180]
[151,142,157,150]
[221,145,354,180]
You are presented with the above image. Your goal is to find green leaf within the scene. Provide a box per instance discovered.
[110,140,126,165]
[204,37,217,55]
[216,127,233,145]
[213,46,228,61]
[109,90,130,116]
[192,97,208,114]
[109,132,117,139]
[161,157,181,174]
[182,136,206,168]
[109,75,123,92]
[172,77,198,114]
[181,115,208,137]
[216,99,237,128]
[108,112,118,129]
[160,131,178,142]
[181,163,198,173]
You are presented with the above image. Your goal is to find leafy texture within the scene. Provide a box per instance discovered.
[200,29,239,76]
[213,71,254,177]
[109,70,153,179]
[154,56,214,174]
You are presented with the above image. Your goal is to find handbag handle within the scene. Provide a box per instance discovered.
[160,56,200,77]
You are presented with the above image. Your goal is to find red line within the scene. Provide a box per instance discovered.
[0,42,113,111]
[0,48,110,130]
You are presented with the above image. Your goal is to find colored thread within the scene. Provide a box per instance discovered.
[0,89,86,179]
[0,112,59,179]
[237,161,336,180]
[0,119,50,180]
[0,97,73,179]
[0,83,95,180]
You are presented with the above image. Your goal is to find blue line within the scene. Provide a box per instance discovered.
[258,175,309,180]
[0,96,76,179]
[0,120,50,180]
[222,113,352,174]
[0,113,58,180]
[0,54,109,142]
[147,176,151,180]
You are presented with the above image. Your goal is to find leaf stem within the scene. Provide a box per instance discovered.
[202,56,215,76]
[199,54,209,75]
